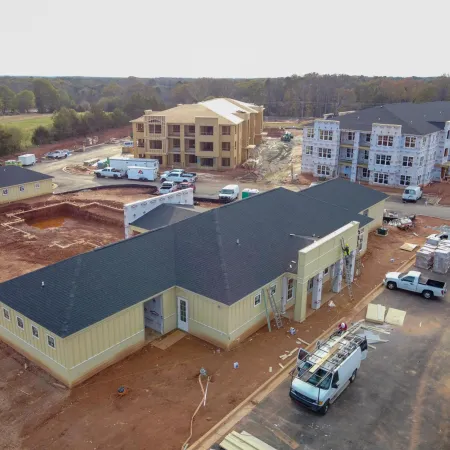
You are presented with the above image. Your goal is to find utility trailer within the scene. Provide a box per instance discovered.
[289,322,367,415]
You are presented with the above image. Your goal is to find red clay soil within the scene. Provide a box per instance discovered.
[0,126,131,162]
[1,218,448,450]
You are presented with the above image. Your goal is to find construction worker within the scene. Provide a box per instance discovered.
[344,243,350,257]
[338,322,348,333]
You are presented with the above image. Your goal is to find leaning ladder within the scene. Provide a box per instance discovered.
[267,288,283,329]
[340,238,355,301]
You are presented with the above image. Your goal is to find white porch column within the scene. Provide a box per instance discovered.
[312,271,323,310]
[332,259,344,293]
[281,276,288,314]
[349,250,356,282]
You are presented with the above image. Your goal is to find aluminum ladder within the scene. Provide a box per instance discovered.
[340,238,354,301]
[267,287,283,329]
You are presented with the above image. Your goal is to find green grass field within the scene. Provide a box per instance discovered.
[0,114,53,147]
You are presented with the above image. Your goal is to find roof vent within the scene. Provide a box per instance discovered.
[236,239,240,246]
[41,281,45,287]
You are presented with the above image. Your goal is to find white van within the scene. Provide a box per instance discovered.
[290,326,367,415]
[402,186,422,202]
[219,184,240,203]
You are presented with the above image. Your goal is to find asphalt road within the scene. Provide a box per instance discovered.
[31,150,450,217]
[220,269,450,450]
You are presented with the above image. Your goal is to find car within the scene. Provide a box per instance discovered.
[175,181,196,193]
[160,171,197,183]
[158,181,177,195]
[47,150,69,159]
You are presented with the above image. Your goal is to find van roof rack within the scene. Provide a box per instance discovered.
[296,321,365,387]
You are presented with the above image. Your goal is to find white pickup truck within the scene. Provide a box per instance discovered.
[384,270,447,299]
[160,170,197,183]
[94,167,126,179]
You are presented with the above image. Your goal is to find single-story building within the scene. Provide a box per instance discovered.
[0,166,53,204]
[0,179,388,387]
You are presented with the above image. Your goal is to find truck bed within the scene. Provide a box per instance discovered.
[418,276,446,289]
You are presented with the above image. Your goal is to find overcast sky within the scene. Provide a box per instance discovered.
[2,0,448,79]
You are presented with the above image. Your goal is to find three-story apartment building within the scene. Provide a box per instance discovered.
[131,98,264,170]
[302,102,450,187]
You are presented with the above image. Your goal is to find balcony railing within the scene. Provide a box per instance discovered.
[185,147,195,154]
[146,148,168,155]
[169,147,181,153]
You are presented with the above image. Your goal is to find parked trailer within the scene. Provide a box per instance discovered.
[127,166,158,182]
[18,154,36,166]
[109,157,160,172]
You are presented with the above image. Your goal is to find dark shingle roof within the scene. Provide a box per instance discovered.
[301,178,389,214]
[336,101,450,135]
[131,204,204,230]
[0,187,374,338]
[0,166,53,188]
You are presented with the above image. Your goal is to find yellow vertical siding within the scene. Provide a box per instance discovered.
[0,178,53,204]
[0,302,68,381]
[362,199,386,231]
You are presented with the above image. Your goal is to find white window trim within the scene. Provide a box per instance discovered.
[287,279,294,300]
[400,175,411,186]
[269,284,276,296]
[306,128,314,138]
[374,172,389,185]
[2,188,8,196]
[305,145,313,155]
[319,130,333,141]
[47,334,56,349]
[3,307,10,321]
[35,183,40,189]
[375,154,391,166]
[16,316,24,331]
[405,137,416,148]
[403,156,413,167]
[377,135,394,147]
[31,324,39,339]
[19,185,25,192]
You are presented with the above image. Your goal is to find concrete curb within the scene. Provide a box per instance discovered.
[188,254,417,449]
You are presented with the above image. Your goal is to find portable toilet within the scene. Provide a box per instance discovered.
[242,188,260,199]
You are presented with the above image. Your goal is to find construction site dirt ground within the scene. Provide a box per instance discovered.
[1,216,449,450]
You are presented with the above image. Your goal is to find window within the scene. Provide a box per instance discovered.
[136,123,144,132]
[200,158,214,167]
[323,267,329,275]
[362,168,370,178]
[19,185,25,192]
[363,150,369,160]
[308,279,314,290]
[362,209,369,216]
[319,130,333,141]
[375,154,391,165]
[306,128,314,138]
[287,279,294,300]
[47,335,56,349]
[200,142,214,151]
[400,175,411,186]
[34,183,40,189]
[374,172,389,184]
[187,125,195,134]
[149,140,162,149]
[173,154,181,163]
[403,156,413,167]
[346,149,353,159]
[3,307,10,321]
[16,316,24,330]
[137,138,145,148]
[188,155,197,164]
[172,125,180,133]
[222,126,231,135]
[200,126,214,136]
[149,124,162,134]
[317,165,330,176]
[318,148,331,158]
[2,188,8,196]
[305,145,313,155]
[405,137,416,148]
[222,157,230,167]
[270,285,276,296]
[401,276,415,282]
[222,142,231,152]
[187,139,195,149]
[254,293,261,307]
[172,138,180,148]
[365,133,371,143]
[377,135,393,147]
[347,132,355,141]
[31,325,39,339]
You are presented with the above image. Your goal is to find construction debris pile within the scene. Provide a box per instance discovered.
[415,234,450,273]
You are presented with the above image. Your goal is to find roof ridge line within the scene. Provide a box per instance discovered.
[60,256,83,336]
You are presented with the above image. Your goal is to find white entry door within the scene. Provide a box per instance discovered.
[177,297,189,332]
